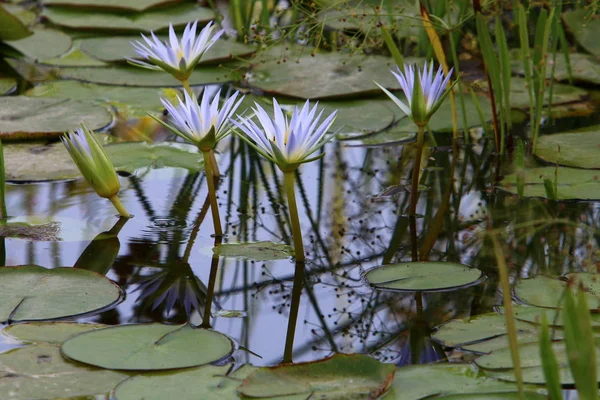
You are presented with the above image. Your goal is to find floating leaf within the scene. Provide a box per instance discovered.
[0,77,16,95]
[501,166,600,200]
[248,48,422,99]
[213,241,293,261]
[43,0,184,12]
[0,344,128,399]
[0,97,112,141]
[460,332,543,355]
[5,29,72,61]
[514,273,600,310]
[562,9,600,57]
[512,305,600,327]
[0,265,122,323]
[80,36,256,63]
[41,3,214,32]
[40,42,108,67]
[511,51,600,85]
[3,322,106,344]
[114,364,256,400]
[382,363,539,400]
[534,129,600,169]
[435,394,546,400]
[509,77,588,108]
[237,353,395,399]
[341,124,416,146]
[4,140,203,182]
[433,312,535,348]
[364,262,484,292]
[0,4,31,40]
[57,64,241,87]
[61,323,233,370]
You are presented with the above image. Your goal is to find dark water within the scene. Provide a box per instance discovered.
[1,92,599,371]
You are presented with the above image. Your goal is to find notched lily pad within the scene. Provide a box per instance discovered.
[0,344,128,399]
[42,0,183,12]
[364,262,485,292]
[2,322,106,344]
[0,97,112,141]
[213,241,294,261]
[534,129,600,169]
[237,353,395,399]
[0,265,122,323]
[514,273,600,310]
[61,323,234,370]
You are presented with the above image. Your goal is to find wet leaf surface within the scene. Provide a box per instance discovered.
[213,241,294,261]
[562,9,600,57]
[3,322,106,344]
[514,273,600,310]
[42,0,184,12]
[0,4,31,40]
[5,29,72,61]
[534,128,600,169]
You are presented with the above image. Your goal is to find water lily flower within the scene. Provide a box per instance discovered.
[231,99,337,173]
[153,88,243,151]
[128,21,224,83]
[376,61,454,127]
[62,125,131,218]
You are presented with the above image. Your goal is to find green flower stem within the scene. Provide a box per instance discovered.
[182,79,193,96]
[408,124,426,218]
[108,195,131,218]
[283,171,305,263]
[209,149,221,177]
[0,139,6,223]
[202,151,223,237]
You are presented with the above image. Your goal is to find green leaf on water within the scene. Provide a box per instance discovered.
[0,77,16,95]
[42,0,185,12]
[61,323,234,370]
[534,128,600,169]
[105,141,204,174]
[5,29,72,61]
[364,261,484,292]
[237,353,395,399]
[514,273,600,310]
[511,51,600,85]
[3,322,106,344]
[0,4,32,41]
[0,265,122,323]
[213,241,294,261]
[0,344,128,399]
[562,9,600,57]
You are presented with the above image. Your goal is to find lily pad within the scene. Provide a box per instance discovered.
[0,344,128,399]
[43,0,183,12]
[57,64,241,87]
[213,241,293,261]
[5,29,72,61]
[433,312,536,348]
[41,3,214,32]
[509,77,588,108]
[501,166,600,200]
[0,265,122,323]
[534,129,600,169]
[0,77,16,95]
[61,323,233,370]
[41,43,108,67]
[511,52,600,85]
[382,363,539,400]
[4,140,203,182]
[512,305,600,327]
[3,322,106,344]
[114,364,256,400]
[248,48,422,99]
[436,394,546,400]
[460,331,543,354]
[0,4,31,41]
[364,262,485,292]
[237,353,395,399]
[0,97,112,141]
[80,36,256,63]
[514,273,600,310]
[562,9,600,57]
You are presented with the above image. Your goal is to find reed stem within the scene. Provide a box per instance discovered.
[0,139,6,222]
[283,171,305,263]
[202,151,223,237]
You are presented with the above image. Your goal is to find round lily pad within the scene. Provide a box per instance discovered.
[0,4,31,41]
[57,64,241,87]
[80,36,256,63]
[3,322,106,344]
[0,96,112,141]
[0,344,128,399]
[509,77,588,108]
[0,265,122,323]
[248,47,422,99]
[562,9,600,57]
[4,140,203,182]
[114,364,256,400]
[501,166,600,200]
[0,77,16,95]
[512,305,600,327]
[42,0,183,12]
[511,52,600,85]
[364,262,485,292]
[534,129,600,169]
[41,3,214,32]
[213,241,294,261]
[5,28,72,61]
[61,323,233,370]
[432,312,536,349]
[514,273,600,310]
[237,353,395,399]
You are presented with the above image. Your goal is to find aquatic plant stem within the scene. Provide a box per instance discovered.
[108,195,131,218]
[283,260,305,363]
[283,171,305,263]
[182,79,193,96]
[202,151,223,237]
[0,139,6,223]
[491,233,525,400]
[408,124,426,218]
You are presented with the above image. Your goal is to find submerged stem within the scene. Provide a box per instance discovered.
[283,171,305,263]
[202,151,223,237]
[108,195,131,218]
[408,125,426,218]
